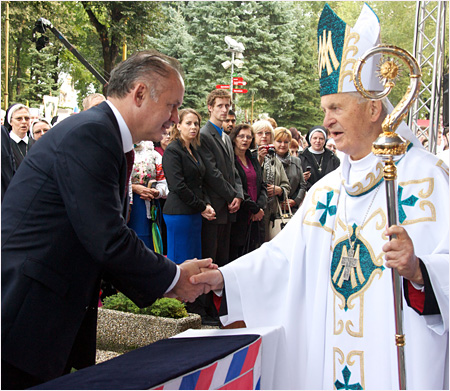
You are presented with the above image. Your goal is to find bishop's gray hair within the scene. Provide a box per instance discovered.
[349,91,389,121]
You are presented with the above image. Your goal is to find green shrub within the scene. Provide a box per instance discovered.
[102,293,188,319]
[148,297,188,319]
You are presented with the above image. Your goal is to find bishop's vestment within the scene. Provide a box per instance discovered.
[220,145,449,389]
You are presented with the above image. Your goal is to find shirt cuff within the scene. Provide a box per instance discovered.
[213,288,223,297]
[410,281,425,292]
[164,265,180,293]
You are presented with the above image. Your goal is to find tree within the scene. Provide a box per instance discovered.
[146,1,323,131]
[1,1,169,108]
[17,46,61,107]
[80,1,166,77]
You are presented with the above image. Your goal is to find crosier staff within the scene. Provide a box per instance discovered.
[353,45,422,390]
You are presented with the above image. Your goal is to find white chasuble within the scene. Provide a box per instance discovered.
[220,145,449,390]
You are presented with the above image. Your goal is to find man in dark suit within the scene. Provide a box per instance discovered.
[195,90,243,324]
[1,50,214,389]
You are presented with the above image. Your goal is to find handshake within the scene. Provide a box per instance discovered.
[165,258,224,303]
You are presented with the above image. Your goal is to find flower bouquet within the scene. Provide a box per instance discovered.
[131,160,156,187]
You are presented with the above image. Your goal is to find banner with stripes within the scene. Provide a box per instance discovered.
[153,337,262,390]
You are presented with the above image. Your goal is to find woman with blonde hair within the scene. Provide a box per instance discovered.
[252,120,290,241]
[273,127,307,213]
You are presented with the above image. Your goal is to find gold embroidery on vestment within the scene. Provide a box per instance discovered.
[318,30,340,76]
[398,178,436,224]
[436,160,449,175]
[333,349,365,390]
[346,163,384,196]
[303,186,340,234]
[332,211,385,337]
[338,29,360,92]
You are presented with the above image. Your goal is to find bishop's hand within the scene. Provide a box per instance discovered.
[190,268,224,293]
[165,258,218,302]
[383,225,423,285]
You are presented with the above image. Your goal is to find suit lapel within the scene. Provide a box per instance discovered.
[178,139,200,170]
[222,132,234,158]
[207,122,230,157]
[96,102,129,216]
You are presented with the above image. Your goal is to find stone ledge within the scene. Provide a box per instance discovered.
[96,308,201,353]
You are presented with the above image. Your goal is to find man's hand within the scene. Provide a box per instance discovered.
[228,198,242,213]
[190,269,224,292]
[383,225,423,285]
[166,258,218,302]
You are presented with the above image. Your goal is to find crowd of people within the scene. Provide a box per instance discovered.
[1,2,448,390]
[126,89,342,325]
[1,93,346,338]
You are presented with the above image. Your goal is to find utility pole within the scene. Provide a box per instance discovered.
[4,2,10,109]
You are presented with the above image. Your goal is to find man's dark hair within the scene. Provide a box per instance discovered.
[106,50,184,100]
[228,109,236,117]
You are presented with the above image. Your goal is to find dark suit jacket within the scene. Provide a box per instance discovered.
[198,121,243,224]
[163,138,210,215]
[1,102,177,382]
[1,126,15,201]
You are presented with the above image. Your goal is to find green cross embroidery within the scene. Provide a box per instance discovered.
[398,186,418,224]
[335,366,363,390]
[316,190,336,226]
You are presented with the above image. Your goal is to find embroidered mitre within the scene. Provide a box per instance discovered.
[317,3,384,96]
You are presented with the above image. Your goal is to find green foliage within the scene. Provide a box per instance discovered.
[16,47,61,107]
[102,293,188,319]
[2,2,448,124]
[148,297,189,319]
[1,1,166,108]
[147,1,323,131]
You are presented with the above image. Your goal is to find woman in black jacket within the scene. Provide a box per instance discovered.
[229,123,267,260]
[162,108,216,264]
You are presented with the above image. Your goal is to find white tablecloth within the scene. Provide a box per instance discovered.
[174,326,290,390]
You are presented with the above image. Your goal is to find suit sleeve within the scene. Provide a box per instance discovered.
[54,123,177,307]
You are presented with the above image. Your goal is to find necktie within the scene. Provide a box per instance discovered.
[125,150,135,194]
